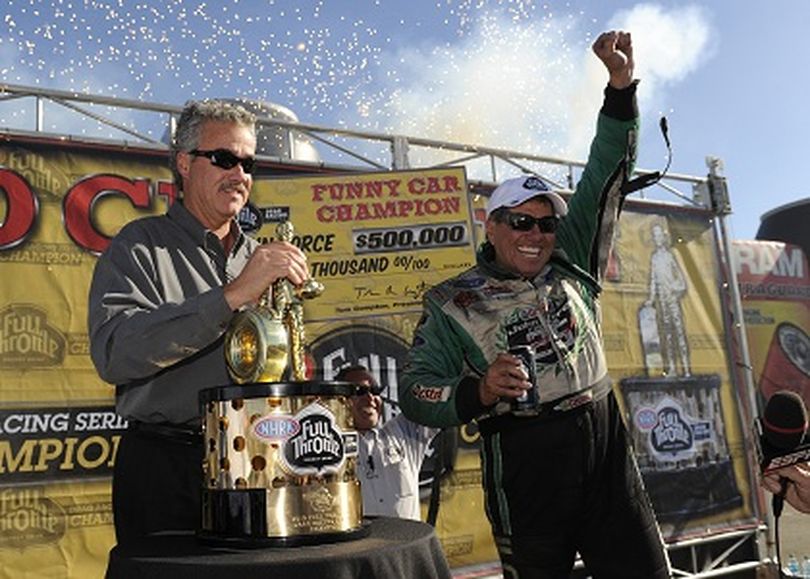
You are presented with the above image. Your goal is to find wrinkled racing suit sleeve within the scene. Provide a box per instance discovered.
[557,82,639,272]
[399,83,639,428]
[399,296,492,427]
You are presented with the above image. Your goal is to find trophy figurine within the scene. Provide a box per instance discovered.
[224,221,324,383]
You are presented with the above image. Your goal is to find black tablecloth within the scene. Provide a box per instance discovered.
[106,517,452,579]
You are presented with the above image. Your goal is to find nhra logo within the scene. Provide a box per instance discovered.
[282,404,347,476]
[0,305,66,367]
[252,415,299,442]
[651,406,693,453]
[259,206,291,224]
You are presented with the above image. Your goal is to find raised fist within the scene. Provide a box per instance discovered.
[592,30,634,89]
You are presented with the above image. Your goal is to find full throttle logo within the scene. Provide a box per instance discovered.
[281,404,354,477]
[0,487,66,547]
[0,305,66,366]
[0,149,68,197]
[309,324,409,412]
[651,406,693,453]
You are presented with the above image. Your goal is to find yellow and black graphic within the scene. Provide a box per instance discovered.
[0,137,771,575]
[251,168,475,321]
[602,210,755,539]
[0,305,67,367]
[0,406,124,484]
[734,240,810,405]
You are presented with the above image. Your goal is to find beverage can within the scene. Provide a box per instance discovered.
[509,345,538,415]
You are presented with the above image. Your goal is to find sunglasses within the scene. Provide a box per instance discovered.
[189,149,256,174]
[354,384,384,396]
[503,211,559,234]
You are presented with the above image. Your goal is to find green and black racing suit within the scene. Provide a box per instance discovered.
[400,82,670,578]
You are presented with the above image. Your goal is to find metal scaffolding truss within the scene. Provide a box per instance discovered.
[0,82,706,204]
[0,82,772,578]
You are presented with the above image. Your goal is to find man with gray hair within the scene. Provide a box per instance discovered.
[88,99,310,545]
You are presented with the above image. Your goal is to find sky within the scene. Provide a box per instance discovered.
[0,0,808,241]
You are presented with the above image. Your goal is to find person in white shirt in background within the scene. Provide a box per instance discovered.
[338,365,439,521]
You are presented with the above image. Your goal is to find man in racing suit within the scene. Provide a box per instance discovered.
[399,31,670,579]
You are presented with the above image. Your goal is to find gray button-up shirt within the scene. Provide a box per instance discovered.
[88,202,256,425]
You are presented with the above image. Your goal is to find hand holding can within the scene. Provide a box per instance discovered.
[509,345,538,414]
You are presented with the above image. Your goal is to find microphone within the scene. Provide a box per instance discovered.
[756,390,810,473]
[660,116,671,149]
[755,390,810,517]
[622,116,672,194]
[762,391,807,450]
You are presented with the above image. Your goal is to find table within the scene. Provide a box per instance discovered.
[106,517,452,579]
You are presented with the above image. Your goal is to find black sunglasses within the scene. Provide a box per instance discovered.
[504,211,559,234]
[189,149,256,174]
[354,384,384,396]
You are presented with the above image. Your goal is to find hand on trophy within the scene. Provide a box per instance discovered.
[223,221,324,384]
[275,222,324,302]
[224,241,310,310]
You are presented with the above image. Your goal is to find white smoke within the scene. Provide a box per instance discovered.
[377,12,582,173]
[567,4,713,156]
[376,4,713,179]
[612,4,713,92]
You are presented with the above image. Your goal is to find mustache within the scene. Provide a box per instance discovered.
[220,179,249,194]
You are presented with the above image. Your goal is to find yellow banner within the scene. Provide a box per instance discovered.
[0,142,493,575]
[0,136,765,573]
[601,209,755,539]
[734,240,810,405]
[0,143,172,404]
[251,168,474,320]
[0,141,172,578]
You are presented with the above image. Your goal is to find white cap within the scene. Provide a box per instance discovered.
[485,176,568,219]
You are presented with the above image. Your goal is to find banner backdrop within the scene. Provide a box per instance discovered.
[249,170,500,569]
[0,141,172,578]
[602,208,756,538]
[733,240,810,406]
[251,169,474,322]
[0,138,762,575]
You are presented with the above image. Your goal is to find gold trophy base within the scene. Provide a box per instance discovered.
[198,382,365,547]
[199,483,366,547]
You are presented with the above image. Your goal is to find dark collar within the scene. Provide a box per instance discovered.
[167,201,246,255]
